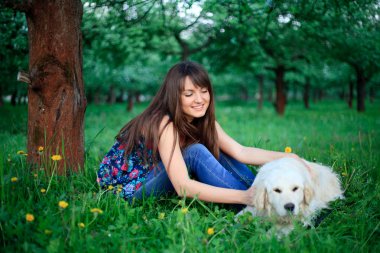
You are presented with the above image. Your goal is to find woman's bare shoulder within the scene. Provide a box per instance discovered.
[159,115,173,133]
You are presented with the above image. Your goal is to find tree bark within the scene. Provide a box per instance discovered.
[355,67,366,112]
[274,65,286,115]
[26,0,86,173]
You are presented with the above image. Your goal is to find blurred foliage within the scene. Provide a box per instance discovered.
[0,9,28,104]
[0,0,379,105]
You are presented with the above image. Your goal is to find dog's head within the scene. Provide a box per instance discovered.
[252,158,314,218]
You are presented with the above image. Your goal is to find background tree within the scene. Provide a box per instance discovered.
[1,0,87,173]
[295,0,380,112]
[0,9,28,106]
[82,1,175,108]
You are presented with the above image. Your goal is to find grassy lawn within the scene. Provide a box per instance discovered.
[0,100,379,252]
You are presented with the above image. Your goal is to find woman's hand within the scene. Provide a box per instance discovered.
[244,185,256,206]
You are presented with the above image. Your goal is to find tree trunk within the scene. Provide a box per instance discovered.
[93,87,101,105]
[348,80,354,109]
[303,77,310,109]
[26,0,86,173]
[135,91,141,103]
[355,67,366,112]
[317,89,323,101]
[11,90,17,106]
[181,47,190,61]
[116,88,125,103]
[107,84,116,104]
[240,86,249,101]
[274,65,286,115]
[257,75,263,110]
[127,90,134,111]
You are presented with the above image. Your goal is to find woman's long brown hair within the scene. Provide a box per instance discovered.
[116,61,219,169]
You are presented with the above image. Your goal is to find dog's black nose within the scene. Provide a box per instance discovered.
[284,203,295,212]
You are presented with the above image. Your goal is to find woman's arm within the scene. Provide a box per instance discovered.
[158,117,253,204]
[216,121,299,165]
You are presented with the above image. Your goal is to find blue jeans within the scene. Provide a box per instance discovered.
[133,143,255,199]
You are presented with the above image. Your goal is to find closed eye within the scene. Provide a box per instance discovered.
[274,188,282,193]
[292,187,299,192]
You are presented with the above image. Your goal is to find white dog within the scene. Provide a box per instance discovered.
[237,157,344,235]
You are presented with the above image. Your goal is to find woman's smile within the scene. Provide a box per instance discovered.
[181,76,210,121]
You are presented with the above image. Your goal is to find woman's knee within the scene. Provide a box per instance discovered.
[182,143,214,171]
[184,143,208,154]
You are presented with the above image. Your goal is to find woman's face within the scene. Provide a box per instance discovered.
[181,76,210,122]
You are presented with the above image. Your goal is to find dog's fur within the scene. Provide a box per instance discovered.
[237,157,344,235]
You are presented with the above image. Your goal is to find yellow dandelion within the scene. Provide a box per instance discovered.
[158,212,165,220]
[180,207,189,214]
[90,208,103,215]
[44,229,52,235]
[78,222,85,228]
[284,146,292,153]
[26,213,35,222]
[58,200,69,209]
[40,188,46,193]
[108,185,114,190]
[17,150,26,155]
[207,227,215,235]
[38,146,44,152]
[51,155,62,161]
[11,177,18,182]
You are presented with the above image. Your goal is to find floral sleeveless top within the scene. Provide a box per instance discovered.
[97,139,157,200]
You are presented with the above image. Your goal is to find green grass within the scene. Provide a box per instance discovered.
[1,100,379,252]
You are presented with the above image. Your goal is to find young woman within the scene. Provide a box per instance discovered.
[97,61,301,206]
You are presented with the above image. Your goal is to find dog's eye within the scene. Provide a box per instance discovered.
[274,188,282,193]
[292,187,298,192]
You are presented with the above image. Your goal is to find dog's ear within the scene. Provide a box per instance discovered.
[302,159,317,180]
[303,183,314,205]
[252,183,268,211]
[307,161,344,202]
